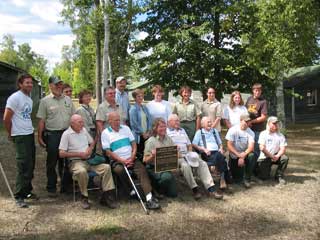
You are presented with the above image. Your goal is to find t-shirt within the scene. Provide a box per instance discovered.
[258,130,287,159]
[101,125,135,160]
[167,127,191,155]
[146,100,172,123]
[192,128,222,151]
[223,105,248,127]
[5,90,34,136]
[245,96,268,132]
[225,125,255,159]
[59,127,93,160]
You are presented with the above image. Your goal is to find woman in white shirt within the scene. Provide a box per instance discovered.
[223,91,248,128]
[146,85,172,123]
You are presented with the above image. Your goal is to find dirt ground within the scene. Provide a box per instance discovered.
[0,124,319,240]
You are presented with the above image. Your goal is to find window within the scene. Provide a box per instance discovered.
[306,89,317,106]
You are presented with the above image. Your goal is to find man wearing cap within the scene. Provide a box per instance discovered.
[257,116,289,184]
[225,113,256,188]
[96,86,124,136]
[37,76,75,197]
[245,83,268,157]
[115,76,130,125]
[167,114,222,200]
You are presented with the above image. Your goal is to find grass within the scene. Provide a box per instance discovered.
[0,124,319,240]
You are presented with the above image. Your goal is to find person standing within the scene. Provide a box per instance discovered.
[3,74,37,208]
[115,76,130,125]
[245,83,268,157]
[37,76,75,197]
[62,83,73,98]
[201,87,222,132]
[173,86,201,140]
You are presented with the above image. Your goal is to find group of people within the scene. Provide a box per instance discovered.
[3,74,289,210]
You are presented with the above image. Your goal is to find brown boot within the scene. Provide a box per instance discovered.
[100,191,119,209]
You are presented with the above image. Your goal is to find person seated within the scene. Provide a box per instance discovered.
[192,117,230,190]
[257,116,289,184]
[143,118,178,198]
[59,114,117,210]
[167,114,223,200]
[101,112,160,210]
[225,113,257,188]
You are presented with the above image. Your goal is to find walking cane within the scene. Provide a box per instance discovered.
[0,161,15,202]
[123,164,149,215]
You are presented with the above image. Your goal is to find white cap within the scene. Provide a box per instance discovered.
[185,152,200,167]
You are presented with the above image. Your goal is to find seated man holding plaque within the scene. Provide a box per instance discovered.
[143,118,178,198]
[101,111,160,210]
[167,114,223,200]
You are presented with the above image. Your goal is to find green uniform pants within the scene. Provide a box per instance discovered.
[180,120,196,141]
[257,155,289,180]
[229,153,256,183]
[12,133,36,199]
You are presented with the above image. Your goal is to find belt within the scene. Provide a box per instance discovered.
[45,129,66,133]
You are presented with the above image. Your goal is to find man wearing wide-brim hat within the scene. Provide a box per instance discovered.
[256,116,289,184]
[37,76,75,197]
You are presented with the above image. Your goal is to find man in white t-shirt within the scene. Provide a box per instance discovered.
[257,116,289,184]
[225,113,257,188]
[3,74,37,208]
[101,111,160,210]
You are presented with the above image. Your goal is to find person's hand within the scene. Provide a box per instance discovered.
[142,132,149,139]
[219,147,224,154]
[239,152,247,159]
[126,157,134,167]
[238,157,245,167]
[204,149,211,156]
[151,149,156,157]
[38,136,46,148]
[7,135,12,142]
[272,155,280,162]
[85,147,93,157]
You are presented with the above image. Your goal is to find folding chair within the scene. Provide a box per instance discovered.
[73,170,100,202]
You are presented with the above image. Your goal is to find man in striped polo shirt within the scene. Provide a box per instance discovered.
[101,112,160,210]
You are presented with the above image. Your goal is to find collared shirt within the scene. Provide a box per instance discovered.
[59,127,93,161]
[173,99,201,122]
[201,98,222,131]
[225,125,255,159]
[192,128,222,151]
[6,90,34,136]
[144,135,174,158]
[96,100,124,128]
[115,88,130,122]
[37,94,75,131]
[75,104,95,133]
[222,105,248,127]
[258,130,287,159]
[101,125,135,159]
[166,127,191,156]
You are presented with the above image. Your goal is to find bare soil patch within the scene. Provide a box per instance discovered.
[0,124,319,240]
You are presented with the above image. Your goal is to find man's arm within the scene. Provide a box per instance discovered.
[59,149,89,159]
[250,113,267,125]
[37,119,46,147]
[260,144,285,161]
[3,108,14,139]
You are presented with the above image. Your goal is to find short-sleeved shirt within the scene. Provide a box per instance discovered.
[144,135,175,161]
[225,125,255,158]
[258,130,287,159]
[75,104,95,133]
[201,99,222,131]
[245,96,268,132]
[101,125,135,160]
[166,127,191,156]
[115,88,130,122]
[173,99,201,122]
[192,128,222,151]
[96,100,124,128]
[37,94,75,131]
[223,105,248,127]
[146,100,172,123]
[59,127,93,161]
[5,90,34,136]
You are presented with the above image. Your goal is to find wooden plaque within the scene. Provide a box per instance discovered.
[155,145,178,173]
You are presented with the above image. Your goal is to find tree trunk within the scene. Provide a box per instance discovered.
[94,0,102,103]
[276,80,286,129]
[102,0,112,88]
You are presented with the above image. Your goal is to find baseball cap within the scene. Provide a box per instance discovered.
[48,76,63,85]
[115,76,126,83]
[267,116,279,124]
[240,113,251,122]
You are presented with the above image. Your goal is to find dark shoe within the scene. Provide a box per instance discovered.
[48,192,58,198]
[81,197,90,210]
[16,198,28,208]
[26,193,39,201]
[100,191,119,209]
[208,191,223,200]
[153,190,165,200]
[146,198,161,210]
[192,188,202,200]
